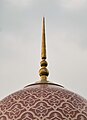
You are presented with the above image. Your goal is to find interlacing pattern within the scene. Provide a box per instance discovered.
[0,84,87,120]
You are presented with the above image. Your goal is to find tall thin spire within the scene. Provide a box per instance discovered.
[41,17,46,59]
[39,17,49,82]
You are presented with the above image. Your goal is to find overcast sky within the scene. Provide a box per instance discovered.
[0,0,87,100]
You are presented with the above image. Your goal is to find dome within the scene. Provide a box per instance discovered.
[0,17,87,119]
[0,83,87,120]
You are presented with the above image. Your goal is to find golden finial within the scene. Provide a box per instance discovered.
[39,17,49,82]
[41,17,46,59]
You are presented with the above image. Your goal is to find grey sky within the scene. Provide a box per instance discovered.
[0,0,87,100]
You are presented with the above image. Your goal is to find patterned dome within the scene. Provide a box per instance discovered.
[0,83,87,120]
[1,18,87,120]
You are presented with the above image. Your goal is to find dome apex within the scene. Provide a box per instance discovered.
[0,18,87,120]
[0,83,87,119]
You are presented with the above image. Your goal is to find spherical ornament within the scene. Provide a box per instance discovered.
[0,83,87,120]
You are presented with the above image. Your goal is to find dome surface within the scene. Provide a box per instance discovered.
[0,83,87,120]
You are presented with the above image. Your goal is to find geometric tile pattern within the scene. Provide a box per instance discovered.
[0,83,87,120]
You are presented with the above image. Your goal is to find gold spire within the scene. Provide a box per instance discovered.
[41,17,46,59]
[39,17,49,82]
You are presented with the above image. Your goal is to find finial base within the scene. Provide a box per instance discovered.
[40,75,49,83]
